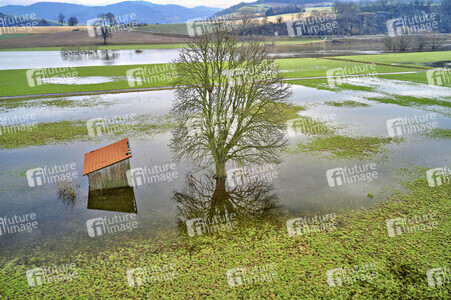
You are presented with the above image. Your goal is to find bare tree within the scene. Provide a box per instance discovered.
[237,7,256,36]
[428,34,446,51]
[383,35,396,52]
[415,34,430,51]
[170,27,291,179]
[57,13,65,26]
[95,14,113,45]
[396,30,412,51]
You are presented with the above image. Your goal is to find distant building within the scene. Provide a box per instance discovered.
[83,138,132,191]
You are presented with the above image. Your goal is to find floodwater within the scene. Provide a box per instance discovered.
[5,40,450,70]
[0,49,182,70]
[0,84,450,258]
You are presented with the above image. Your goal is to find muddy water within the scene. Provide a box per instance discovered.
[0,85,450,258]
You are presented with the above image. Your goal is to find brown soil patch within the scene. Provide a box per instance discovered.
[0,30,189,49]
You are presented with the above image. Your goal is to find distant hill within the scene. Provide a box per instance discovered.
[0,12,58,27]
[0,1,221,24]
[214,0,334,17]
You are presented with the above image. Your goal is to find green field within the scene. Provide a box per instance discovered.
[2,51,445,98]
[335,51,451,66]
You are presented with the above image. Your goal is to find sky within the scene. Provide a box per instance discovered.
[0,0,255,8]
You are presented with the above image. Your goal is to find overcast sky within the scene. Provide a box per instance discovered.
[0,0,254,8]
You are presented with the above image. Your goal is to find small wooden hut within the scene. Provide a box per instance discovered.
[83,138,132,191]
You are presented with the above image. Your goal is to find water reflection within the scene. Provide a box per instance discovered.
[60,49,119,61]
[174,173,281,234]
[87,186,137,214]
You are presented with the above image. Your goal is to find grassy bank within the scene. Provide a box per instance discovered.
[0,170,449,298]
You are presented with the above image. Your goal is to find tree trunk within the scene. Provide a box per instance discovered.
[214,160,227,179]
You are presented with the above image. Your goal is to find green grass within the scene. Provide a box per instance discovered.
[0,57,425,97]
[335,51,451,68]
[293,135,399,159]
[0,63,178,97]
[278,57,422,80]
[0,170,449,298]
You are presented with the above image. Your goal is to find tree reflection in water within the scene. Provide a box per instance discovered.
[173,172,281,234]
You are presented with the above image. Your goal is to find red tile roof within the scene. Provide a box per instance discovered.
[83,138,132,176]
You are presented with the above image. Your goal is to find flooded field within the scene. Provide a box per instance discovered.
[4,39,450,70]
[1,83,449,258]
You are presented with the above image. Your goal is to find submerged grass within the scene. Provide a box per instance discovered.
[0,102,301,149]
[0,120,88,149]
[0,96,112,112]
[0,170,449,298]
[426,128,451,139]
[367,95,451,109]
[264,103,306,123]
[324,100,370,108]
[294,135,398,159]
[0,114,176,149]
[287,116,335,135]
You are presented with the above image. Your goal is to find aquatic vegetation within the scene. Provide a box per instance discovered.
[294,135,399,159]
[426,128,451,139]
[0,120,88,149]
[0,114,176,149]
[324,100,370,107]
[286,116,335,136]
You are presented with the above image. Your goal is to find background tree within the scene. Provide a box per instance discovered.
[68,16,78,26]
[171,27,291,180]
[428,34,446,51]
[237,7,256,36]
[57,13,65,26]
[105,12,117,26]
[95,13,113,45]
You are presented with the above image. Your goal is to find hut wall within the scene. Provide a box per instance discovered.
[88,159,130,191]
